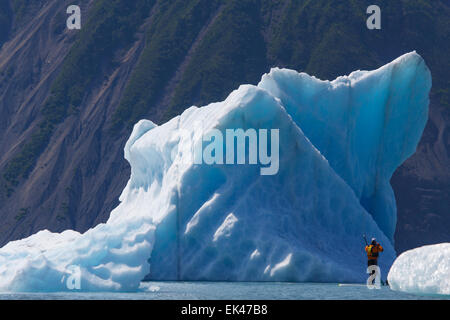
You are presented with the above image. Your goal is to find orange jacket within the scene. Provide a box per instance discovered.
[365,244,383,260]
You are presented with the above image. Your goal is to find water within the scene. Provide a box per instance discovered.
[0,282,448,300]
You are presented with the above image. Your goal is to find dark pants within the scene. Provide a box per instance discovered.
[368,259,378,267]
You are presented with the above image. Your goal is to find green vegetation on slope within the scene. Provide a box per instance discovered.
[169,0,449,117]
[112,0,450,130]
[111,0,222,131]
[162,0,267,122]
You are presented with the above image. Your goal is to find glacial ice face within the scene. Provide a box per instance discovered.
[0,52,430,291]
[388,243,450,296]
[147,85,396,282]
[258,52,431,241]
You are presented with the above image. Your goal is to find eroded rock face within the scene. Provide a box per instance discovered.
[392,103,450,253]
[0,0,146,245]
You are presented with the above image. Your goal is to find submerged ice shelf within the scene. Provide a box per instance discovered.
[0,52,431,291]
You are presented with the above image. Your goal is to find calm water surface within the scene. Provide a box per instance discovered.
[0,282,447,300]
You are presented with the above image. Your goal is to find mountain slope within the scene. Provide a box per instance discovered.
[0,0,449,253]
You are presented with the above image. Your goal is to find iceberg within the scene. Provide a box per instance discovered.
[388,243,450,296]
[0,52,430,291]
[258,52,431,241]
